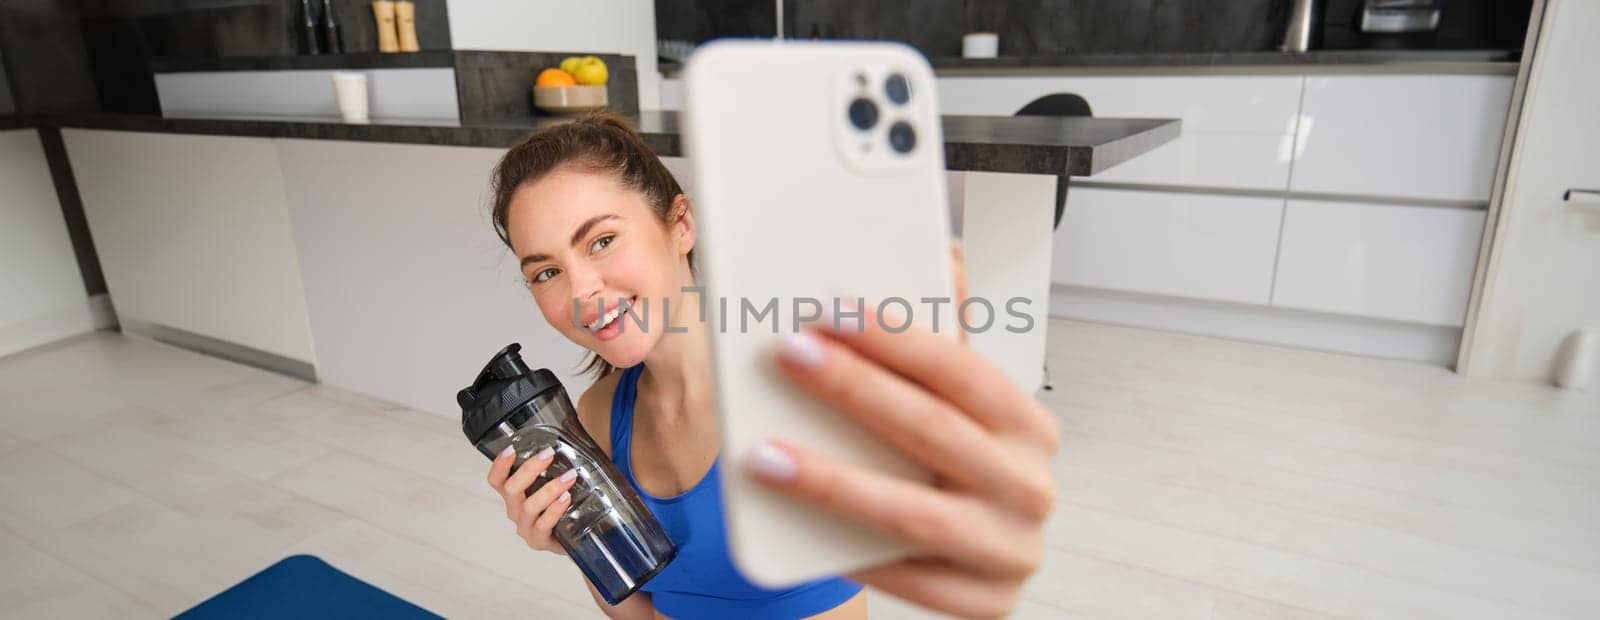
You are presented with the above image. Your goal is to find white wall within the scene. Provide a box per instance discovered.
[0,130,97,357]
[1460,0,1600,384]
[446,0,662,110]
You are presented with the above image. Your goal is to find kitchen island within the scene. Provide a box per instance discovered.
[27,110,1175,413]
[35,111,1176,177]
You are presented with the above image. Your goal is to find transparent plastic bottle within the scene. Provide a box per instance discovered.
[459,344,677,604]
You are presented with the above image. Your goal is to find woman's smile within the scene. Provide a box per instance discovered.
[589,296,639,342]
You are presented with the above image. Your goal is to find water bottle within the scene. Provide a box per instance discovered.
[458,344,677,604]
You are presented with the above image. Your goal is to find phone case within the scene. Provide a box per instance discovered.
[682,40,956,587]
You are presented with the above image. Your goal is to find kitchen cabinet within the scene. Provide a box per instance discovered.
[939,75,1302,191]
[1052,187,1284,305]
[274,138,592,416]
[1271,199,1486,326]
[938,75,1303,133]
[62,130,318,365]
[1087,133,1292,190]
[1291,75,1514,203]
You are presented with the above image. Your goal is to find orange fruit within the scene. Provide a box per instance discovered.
[536,68,577,87]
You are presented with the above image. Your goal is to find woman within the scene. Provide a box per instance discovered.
[484,113,1061,619]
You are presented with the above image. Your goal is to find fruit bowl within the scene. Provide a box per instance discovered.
[533,85,608,115]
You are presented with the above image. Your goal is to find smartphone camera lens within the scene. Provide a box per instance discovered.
[848,98,879,131]
[885,74,911,105]
[888,121,917,154]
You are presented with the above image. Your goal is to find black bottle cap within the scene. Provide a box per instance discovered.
[458,343,564,445]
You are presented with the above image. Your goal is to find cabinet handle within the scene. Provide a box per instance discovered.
[1563,188,1600,202]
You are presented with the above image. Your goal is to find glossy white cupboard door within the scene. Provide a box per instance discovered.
[938,75,1302,190]
[1272,200,1486,327]
[1088,133,1292,191]
[1291,75,1514,203]
[1052,187,1283,305]
[937,75,1303,133]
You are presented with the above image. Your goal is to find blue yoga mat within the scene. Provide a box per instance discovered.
[176,555,442,619]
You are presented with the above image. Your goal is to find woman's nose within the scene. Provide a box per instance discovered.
[568,264,605,301]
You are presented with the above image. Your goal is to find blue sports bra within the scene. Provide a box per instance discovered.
[608,363,863,618]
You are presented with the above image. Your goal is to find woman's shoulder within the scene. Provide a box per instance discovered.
[576,369,625,457]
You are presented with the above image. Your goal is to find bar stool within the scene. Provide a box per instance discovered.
[1014,93,1093,391]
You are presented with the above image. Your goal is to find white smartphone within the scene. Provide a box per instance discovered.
[682,40,956,587]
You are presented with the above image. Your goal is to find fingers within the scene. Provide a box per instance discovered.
[746,440,1039,577]
[774,329,1055,519]
[516,469,579,544]
[818,300,1060,448]
[498,446,555,516]
[531,480,575,541]
[487,446,515,489]
[847,557,1023,620]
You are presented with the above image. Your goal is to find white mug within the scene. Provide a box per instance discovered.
[331,71,370,122]
[962,32,999,59]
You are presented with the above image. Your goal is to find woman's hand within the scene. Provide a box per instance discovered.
[749,245,1063,618]
[487,446,581,555]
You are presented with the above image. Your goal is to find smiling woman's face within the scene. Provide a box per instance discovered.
[505,167,693,369]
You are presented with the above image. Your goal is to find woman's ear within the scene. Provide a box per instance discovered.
[670,194,696,255]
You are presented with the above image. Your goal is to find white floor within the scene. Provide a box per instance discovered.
[0,320,1596,619]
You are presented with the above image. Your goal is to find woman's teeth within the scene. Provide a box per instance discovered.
[590,300,633,331]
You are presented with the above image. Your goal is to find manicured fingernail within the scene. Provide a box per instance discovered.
[558,469,578,483]
[557,491,571,504]
[779,330,826,367]
[746,442,798,482]
[498,446,515,459]
[533,447,555,461]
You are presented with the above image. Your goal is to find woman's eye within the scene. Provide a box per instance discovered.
[531,267,559,283]
[590,234,615,253]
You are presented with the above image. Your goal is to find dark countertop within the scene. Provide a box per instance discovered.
[147,50,627,73]
[661,49,1519,77]
[149,51,459,73]
[27,111,1180,177]
[929,48,1519,70]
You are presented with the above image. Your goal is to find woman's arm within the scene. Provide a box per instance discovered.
[583,580,656,620]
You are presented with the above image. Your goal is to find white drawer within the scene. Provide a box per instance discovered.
[1052,187,1284,305]
[1090,133,1292,190]
[1271,200,1486,326]
[1290,75,1513,203]
[938,75,1301,190]
[937,75,1303,133]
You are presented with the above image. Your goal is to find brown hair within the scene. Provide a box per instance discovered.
[490,112,691,381]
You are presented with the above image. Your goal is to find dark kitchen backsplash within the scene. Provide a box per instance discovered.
[0,0,102,115]
[76,0,451,58]
[0,47,15,115]
[657,0,1531,59]
[1,0,452,115]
